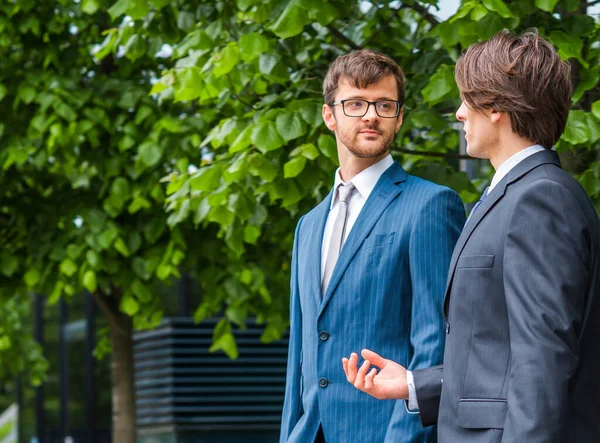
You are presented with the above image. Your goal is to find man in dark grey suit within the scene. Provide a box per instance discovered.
[343,30,600,442]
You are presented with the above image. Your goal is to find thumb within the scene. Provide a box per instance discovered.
[361,349,387,368]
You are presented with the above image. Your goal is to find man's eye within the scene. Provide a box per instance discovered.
[377,102,391,110]
[348,101,365,108]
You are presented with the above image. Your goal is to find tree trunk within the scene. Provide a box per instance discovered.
[93,291,137,443]
[109,313,136,443]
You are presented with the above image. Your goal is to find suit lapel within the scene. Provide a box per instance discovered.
[308,190,332,309]
[319,162,407,315]
[443,149,562,315]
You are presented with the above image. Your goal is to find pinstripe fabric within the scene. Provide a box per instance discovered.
[280,162,466,443]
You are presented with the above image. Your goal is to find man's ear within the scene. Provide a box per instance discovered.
[490,109,503,124]
[395,108,404,133]
[323,104,336,131]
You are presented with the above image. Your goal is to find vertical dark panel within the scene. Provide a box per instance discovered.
[59,298,69,439]
[178,273,190,317]
[85,292,96,443]
[34,294,45,443]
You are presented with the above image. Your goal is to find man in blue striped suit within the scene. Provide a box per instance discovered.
[280,49,465,443]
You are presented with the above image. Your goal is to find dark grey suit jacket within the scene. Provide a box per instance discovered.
[413,150,600,442]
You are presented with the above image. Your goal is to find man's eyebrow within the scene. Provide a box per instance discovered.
[342,96,398,101]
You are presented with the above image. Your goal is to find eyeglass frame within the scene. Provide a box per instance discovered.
[330,99,402,118]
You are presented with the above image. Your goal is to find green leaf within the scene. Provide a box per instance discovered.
[239,33,270,62]
[143,218,166,244]
[318,134,337,160]
[83,270,97,292]
[24,269,41,287]
[549,31,585,66]
[114,237,131,257]
[535,0,559,12]
[120,294,140,316]
[189,164,225,191]
[123,34,147,62]
[269,0,310,39]
[138,142,163,167]
[470,4,489,20]
[421,64,457,105]
[59,259,78,277]
[213,43,240,77]
[81,0,100,14]
[18,86,36,104]
[276,111,306,142]
[481,0,514,18]
[592,101,600,121]
[86,250,101,269]
[108,0,129,20]
[251,121,284,153]
[247,153,278,182]
[131,279,152,303]
[284,156,307,178]
[244,225,261,244]
[562,110,590,145]
[54,101,77,122]
[290,143,320,160]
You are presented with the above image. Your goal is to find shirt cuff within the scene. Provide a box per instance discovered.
[405,370,420,413]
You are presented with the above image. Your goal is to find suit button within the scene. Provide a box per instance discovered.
[319,331,329,341]
[446,322,450,334]
[319,377,328,388]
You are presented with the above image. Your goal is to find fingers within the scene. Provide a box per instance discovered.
[343,353,359,384]
[354,359,371,389]
[361,348,387,368]
[364,367,378,390]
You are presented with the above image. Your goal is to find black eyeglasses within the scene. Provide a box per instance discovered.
[331,99,401,118]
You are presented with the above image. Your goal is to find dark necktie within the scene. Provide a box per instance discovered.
[465,186,489,225]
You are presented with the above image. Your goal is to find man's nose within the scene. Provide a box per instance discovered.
[362,103,379,121]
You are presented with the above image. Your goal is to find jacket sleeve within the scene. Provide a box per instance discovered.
[501,180,588,442]
[279,217,304,442]
[384,188,465,440]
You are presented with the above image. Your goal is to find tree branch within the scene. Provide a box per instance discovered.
[92,290,126,337]
[587,0,600,7]
[401,2,440,27]
[326,24,362,50]
[394,147,474,160]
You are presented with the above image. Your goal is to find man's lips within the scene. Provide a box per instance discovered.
[359,129,380,135]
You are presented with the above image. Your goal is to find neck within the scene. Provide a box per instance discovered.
[489,135,537,170]
[338,151,388,182]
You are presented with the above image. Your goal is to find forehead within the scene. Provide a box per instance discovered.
[335,75,398,100]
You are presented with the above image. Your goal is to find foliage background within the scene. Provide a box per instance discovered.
[1,0,599,402]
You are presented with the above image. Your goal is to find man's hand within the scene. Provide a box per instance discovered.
[342,349,409,400]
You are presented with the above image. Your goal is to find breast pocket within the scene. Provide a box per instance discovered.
[360,232,395,250]
[457,254,495,269]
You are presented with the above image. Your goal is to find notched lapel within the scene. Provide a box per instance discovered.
[319,162,407,315]
[442,149,561,314]
[443,180,507,314]
[307,191,332,309]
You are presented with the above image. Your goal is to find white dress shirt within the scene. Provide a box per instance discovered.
[406,143,547,412]
[321,155,394,279]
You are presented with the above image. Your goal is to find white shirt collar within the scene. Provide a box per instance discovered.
[489,144,546,192]
[330,154,394,209]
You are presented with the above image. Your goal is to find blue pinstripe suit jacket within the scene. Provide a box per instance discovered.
[280,161,465,442]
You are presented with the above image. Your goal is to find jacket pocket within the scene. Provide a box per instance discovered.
[458,398,507,429]
[456,254,495,269]
[361,232,395,250]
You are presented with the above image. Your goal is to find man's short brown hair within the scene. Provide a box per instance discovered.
[455,30,572,149]
[323,49,405,108]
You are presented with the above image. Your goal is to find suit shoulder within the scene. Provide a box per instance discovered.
[404,174,462,202]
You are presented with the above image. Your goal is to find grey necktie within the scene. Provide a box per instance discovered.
[322,182,355,296]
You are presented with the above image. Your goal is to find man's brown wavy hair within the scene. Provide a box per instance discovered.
[455,30,572,149]
[323,49,405,109]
